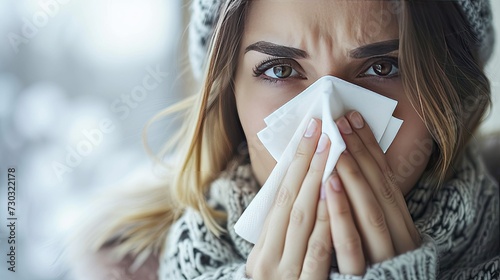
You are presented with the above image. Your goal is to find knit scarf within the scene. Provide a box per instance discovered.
[161,145,499,279]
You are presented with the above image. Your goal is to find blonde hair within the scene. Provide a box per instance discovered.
[85,0,491,260]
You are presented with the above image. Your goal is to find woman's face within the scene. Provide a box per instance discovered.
[234,0,433,195]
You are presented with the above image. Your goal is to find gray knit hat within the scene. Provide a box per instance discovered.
[189,0,495,80]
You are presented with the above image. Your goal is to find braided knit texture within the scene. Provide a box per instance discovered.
[188,0,224,79]
[159,145,500,279]
[457,0,495,64]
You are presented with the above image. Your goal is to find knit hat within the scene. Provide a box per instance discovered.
[188,0,495,80]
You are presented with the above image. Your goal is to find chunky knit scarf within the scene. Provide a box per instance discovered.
[159,145,499,279]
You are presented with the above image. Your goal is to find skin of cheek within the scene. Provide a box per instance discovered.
[352,80,433,195]
[383,85,433,195]
[233,66,280,186]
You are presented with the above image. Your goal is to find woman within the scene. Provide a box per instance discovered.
[72,0,499,279]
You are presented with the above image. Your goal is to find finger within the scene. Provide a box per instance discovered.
[334,146,395,263]
[344,112,419,250]
[281,134,330,273]
[346,111,420,245]
[325,173,365,275]
[248,203,273,270]
[299,199,332,280]
[262,118,322,259]
[345,111,388,172]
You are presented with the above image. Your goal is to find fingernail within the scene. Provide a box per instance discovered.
[315,133,329,153]
[329,174,342,192]
[349,111,364,129]
[304,119,318,138]
[320,185,326,200]
[336,117,352,134]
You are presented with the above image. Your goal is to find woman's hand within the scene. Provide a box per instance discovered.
[325,111,421,275]
[246,118,333,280]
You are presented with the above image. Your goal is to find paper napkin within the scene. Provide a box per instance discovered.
[234,76,403,244]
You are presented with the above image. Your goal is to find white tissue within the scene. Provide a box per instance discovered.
[234,76,403,244]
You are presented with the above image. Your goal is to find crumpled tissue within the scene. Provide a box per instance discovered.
[234,76,403,244]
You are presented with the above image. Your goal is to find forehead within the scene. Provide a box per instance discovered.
[242,0,400,51]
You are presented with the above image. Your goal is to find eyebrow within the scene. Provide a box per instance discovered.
[244,39,399,59]
[244,41,309,59]
[349,39,399,58]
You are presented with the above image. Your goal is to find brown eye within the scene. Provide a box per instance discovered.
[363,59,399,78]
[373,62,394,76]
[254,58,304,81]
[272,66,293,78]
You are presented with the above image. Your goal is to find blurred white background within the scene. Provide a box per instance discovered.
[0,0,186,279]
[0,1,498,280]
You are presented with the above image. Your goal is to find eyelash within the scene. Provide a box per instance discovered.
[359,57,400,80]
[252,56,400,84]
[252,58,305,84]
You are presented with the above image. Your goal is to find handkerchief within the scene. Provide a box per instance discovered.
[234,76,403,244]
